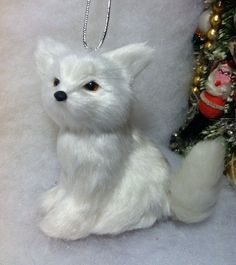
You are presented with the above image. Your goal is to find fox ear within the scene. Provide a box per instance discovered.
[35,38,69,77]
[103,43,155,79]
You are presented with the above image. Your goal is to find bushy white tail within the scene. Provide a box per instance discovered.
[169,139,225,223]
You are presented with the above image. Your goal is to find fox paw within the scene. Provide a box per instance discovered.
[39,197,91,240]
[39,186,65,215]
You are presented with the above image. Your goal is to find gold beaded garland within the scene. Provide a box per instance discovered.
[193,76,201,86]
[204,40,213,50]
[192,87,200,94]
[210,14,221,28]
[191,1,223,96]
[203,1,223,51]
[207,28,217,40]
[196,65,204,75]
[191,65,203,95]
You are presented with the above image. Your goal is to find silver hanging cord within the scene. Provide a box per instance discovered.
[83,0,112,50]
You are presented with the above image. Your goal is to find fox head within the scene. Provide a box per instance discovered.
[35,38,154,132]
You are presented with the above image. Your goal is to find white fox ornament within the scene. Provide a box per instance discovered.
[35,38,225,240]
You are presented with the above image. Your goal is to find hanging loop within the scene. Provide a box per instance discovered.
[83,0,112,50]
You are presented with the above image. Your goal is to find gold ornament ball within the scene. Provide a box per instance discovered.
[192,87,200,94]
[207,28,217,40]
[210,14,221,28]
[193,76,201,86]
[212,1,224,14]
[196,65,204,75]
[204,41,213,50]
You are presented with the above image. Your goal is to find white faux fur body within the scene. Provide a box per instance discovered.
[35,39,225,240]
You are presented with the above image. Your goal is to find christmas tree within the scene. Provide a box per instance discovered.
[169,0,236,185]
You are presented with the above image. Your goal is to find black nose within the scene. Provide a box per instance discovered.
[54,91,67,101]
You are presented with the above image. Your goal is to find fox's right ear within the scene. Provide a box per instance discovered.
[103,43,154,80]
[35,38,69,78]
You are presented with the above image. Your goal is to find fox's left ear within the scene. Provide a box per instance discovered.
[35,38,69,78]
[103,43,155,79]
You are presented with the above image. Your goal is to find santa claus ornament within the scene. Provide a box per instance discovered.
[170,0,236,186]
[199,62,233,119]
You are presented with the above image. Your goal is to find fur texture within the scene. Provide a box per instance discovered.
[35,39,225,240]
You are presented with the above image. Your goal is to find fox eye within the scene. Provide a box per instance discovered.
[53,78,60,86]
[83,81,99,91]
